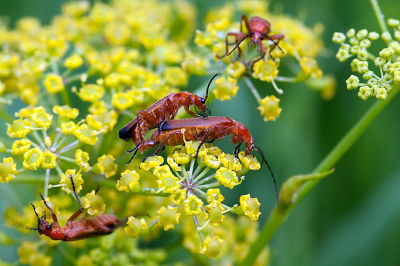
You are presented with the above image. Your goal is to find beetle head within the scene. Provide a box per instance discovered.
[31,203,52,235]
[249,31,264,44]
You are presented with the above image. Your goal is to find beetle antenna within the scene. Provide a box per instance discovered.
[223,34,250,58]
[252,145,279,209]
[204,73,220,102]
[31,203,39,218]
[264,35,284,54]
[6,209,38,231]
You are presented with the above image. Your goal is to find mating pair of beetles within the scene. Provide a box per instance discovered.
[118,14,282,202]
[29,15,282,241]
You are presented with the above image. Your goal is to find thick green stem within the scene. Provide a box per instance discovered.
[370,0,389,34]
[240,84,399,266]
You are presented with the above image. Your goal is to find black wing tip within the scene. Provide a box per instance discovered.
[118,127,132,141]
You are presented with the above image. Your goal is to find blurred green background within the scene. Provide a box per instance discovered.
[1,0,400,265]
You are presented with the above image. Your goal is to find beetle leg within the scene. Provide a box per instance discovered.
[39,193,58,223]
[217,32,248,59]
[250,42,266,71]
[241,14,251,34]
[136,111,157,143]
[67,175,83,223]
[233,139,244,159]
[194,127,216,158]
[184,95,197,117]
[125,142,143,165]
[265,34,285,59]
[162,98,175,121]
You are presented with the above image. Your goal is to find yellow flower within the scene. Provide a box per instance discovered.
[97,154,117,178]
[0,157,17,183]
[53,105,79,119]
[20,88,38,106]
[153,165,173,178]
[206,188,224,204]
[73,124,98,145]
[218,153,241,172]
[156,174,181,193]
[215,167,240,189]
[202,154,221,169]
[44,74,65,94]
[84,190,105,215]
[167,156,182,171]
[140,156,164,171]
[252,60,279,82]
[299,57,323,79]
[125,217,148,239]
[61,121,78,135]
[170,147,192,164]
[76,255,94,266]
[18,241,38,264]
[64,54,83,69]
[184,195,203,215]
[105,22,131,45]
[23,148,43,170]
[60,169,84,194]
[157,206,181,231]
[7,119,31,138]
[181,56,209,75]
[41,150,57,169]
[11,139,31,155]
[238,152,261,170]
[170,189,187,205]
[86,110,118,132]
[32,112,53,129]
[75,149,90,172]
[205,203,225,227]
[116,170,140,193]
[165,67,188,87]
[88,101,107,115]
[212,76,239,101]
[194,30,213,47]
[240,194,261,220]
[225,61,246,78]
[200,236,224,258]
[112,92,134,110]
[257,95,282,121]
[29,253,52,266]
[77,84,105,102]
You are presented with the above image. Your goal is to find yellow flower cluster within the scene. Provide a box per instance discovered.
[123,140,264,258]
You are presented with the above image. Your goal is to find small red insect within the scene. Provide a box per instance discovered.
[132,116,279,205]
[119,74,219,164]
[218,15,284,68]
[30,176,126,241]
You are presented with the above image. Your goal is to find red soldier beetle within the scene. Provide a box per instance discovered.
[131,117,279,206]
[218,15,284,69]
[29,176,126,241]
[119,73,219,164]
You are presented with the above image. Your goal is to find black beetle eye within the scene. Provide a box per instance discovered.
[201,98,206,104]
[260,36,264,40]
[46,225,51,230]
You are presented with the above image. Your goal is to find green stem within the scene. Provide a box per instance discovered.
[240,84,400,266]
[244,76,261,103]
[370,0,389,34]
[10,175,59,184]
[275,76,297,83]
[0,108,14,123]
